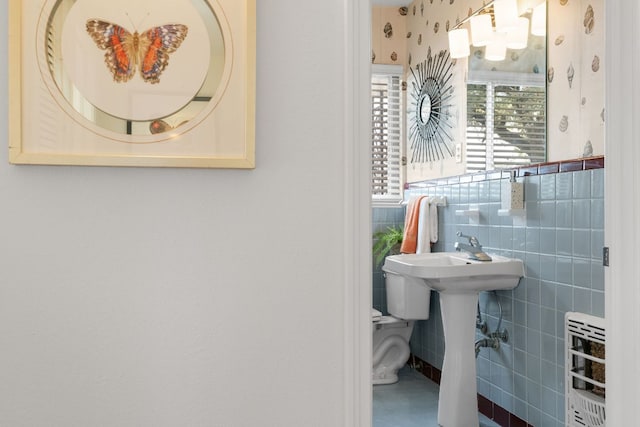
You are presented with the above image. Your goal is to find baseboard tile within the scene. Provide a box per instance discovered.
[409,354,533,427]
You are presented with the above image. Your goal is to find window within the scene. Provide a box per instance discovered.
[371,65,403,204]
[466,73,546,173]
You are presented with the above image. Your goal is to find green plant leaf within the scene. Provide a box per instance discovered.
[372,225,404,267]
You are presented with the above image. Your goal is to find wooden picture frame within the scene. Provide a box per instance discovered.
[8,0,255,168]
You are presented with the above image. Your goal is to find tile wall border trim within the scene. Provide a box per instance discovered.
[406,156,605,189]
[409,354,534,427]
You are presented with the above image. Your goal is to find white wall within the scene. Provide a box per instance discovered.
[0,1,365,426]
[604,1,640,425]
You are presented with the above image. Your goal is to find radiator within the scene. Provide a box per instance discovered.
[565,312,606,427]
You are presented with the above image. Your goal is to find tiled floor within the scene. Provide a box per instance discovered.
[373,366,500,427]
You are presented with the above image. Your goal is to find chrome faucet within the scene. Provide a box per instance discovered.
[454,231,492,261]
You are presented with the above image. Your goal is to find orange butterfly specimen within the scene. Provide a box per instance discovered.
[149,119,188,134]
[86,19,188,84]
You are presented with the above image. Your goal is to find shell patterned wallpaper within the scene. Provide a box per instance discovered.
[547,0,604,162]
[371,6,408,65]
[372,0,605,182]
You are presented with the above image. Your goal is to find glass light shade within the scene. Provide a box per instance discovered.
[470,14,493,47]
[485,32,507,61]
[493,0,519,32]
[506,17,529,49]
[531,2,546,36]
[448,28,470,59]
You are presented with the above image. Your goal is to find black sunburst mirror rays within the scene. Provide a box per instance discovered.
[408,49,455,163]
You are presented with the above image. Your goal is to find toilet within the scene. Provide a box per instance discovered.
[372,270,431,385]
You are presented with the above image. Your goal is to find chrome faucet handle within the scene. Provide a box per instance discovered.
[456,231,481,247]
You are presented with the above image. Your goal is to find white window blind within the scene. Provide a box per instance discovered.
[466,80,546,173]
[372,65,403,203]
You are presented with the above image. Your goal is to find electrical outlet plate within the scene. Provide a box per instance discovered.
[455,143,462,163]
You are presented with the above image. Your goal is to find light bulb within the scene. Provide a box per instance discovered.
[493,0,519,32]
[448,28,470,59]
[531,2,546,36]
[506,17,529,49]
[470,14,493,47]
[486,32,507,61]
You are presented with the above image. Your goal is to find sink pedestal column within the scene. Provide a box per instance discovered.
[437,292,480,427]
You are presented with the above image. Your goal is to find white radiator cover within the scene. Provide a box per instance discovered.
[566,312,606,427]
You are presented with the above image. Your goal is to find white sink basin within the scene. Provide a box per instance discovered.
[383,252,524,427]
[383,252,524,293]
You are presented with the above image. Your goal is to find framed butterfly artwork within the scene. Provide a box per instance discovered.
[8,0,255,168]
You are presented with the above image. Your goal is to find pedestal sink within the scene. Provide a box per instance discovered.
[382,252,524,427]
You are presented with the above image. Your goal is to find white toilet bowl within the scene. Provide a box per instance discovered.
[372,270,431,385]
[372,309,414,385]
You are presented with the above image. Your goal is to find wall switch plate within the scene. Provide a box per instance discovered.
[455,143,462,163]
[501,181,524,210]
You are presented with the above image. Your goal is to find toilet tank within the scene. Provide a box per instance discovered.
[384,271,431,320]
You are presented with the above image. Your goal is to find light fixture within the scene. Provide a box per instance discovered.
[485,32,507,61]
[448,28,470,59]
[469,14,493,47]
[493,0,519,32]
[506,17,529,49]
[446,0,544,60]
[531,2,546,36]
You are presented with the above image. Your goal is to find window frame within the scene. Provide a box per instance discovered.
[371,64,405,207]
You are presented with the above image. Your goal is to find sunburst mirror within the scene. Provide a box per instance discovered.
[408,48,455,163]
